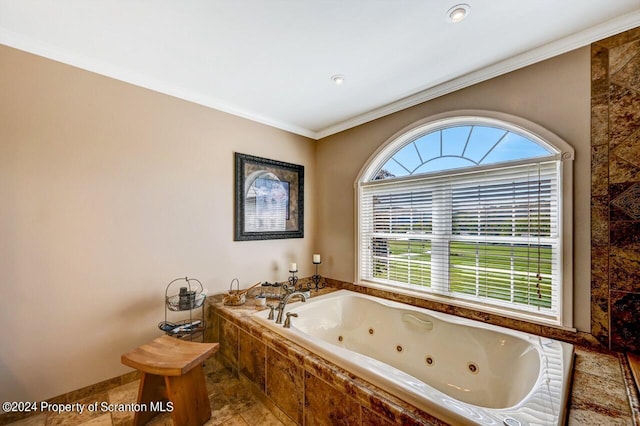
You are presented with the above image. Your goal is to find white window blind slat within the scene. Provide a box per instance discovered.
[359,160,561,321]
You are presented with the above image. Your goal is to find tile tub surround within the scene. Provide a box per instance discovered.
[591,26,640,352]
[253,289,573,425]
[210,288,447,426]
[210,289,639,425]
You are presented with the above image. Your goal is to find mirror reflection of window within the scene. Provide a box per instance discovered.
[245,172,290,232]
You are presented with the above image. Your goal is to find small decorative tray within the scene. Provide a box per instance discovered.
[223,278,263,306]
[164,276,206,311]
[158,318,206,335]
[166,292,206,311]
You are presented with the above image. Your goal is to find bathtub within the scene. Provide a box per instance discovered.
[252,290,574,426]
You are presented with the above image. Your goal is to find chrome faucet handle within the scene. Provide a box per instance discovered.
[267,304,276,321]
[275,291,307,324]
[284,312,298,328]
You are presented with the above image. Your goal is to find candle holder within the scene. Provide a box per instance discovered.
[286,268,299,292]
[309,261,325,292]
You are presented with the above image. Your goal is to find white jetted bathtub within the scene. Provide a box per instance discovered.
[253,290,574,426]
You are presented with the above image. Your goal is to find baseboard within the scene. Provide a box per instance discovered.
[0,370,140,425]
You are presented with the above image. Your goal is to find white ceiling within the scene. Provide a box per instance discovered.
[1,1,639,139]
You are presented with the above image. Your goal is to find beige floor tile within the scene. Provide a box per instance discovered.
[106,381,139,426]
[44,392,110,426]
[207,414,249,426]
[145,412,173,426]
[209,400,240,426]
[5,413,47,426]
[107,381,139,404]
[220,380,258,413]
[77,414,113,426]
[240,403,285,426]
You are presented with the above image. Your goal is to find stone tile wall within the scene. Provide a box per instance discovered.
[591,26,640,352]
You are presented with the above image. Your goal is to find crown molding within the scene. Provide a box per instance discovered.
[314,11,640,140]
[0,27,317,140]
[3,10,639,141]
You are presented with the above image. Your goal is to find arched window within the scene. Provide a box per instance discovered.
[356,112,574,326]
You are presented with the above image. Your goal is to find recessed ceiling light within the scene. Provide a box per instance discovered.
[331,74,345,86]
[446,4,470,23]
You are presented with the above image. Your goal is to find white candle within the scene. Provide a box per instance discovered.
[289,262,297,272]
[313,254,321,263]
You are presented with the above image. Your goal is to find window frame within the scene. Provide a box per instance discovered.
[354,110,575,328]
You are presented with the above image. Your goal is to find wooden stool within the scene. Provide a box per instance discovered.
[121,335,219,426]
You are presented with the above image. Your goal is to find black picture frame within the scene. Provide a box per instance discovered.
[234,153,304,241]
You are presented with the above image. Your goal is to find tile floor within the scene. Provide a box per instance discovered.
[5,364,284,426]
[4,347,638,425]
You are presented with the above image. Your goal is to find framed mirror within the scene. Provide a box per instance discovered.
[234,153,304,241]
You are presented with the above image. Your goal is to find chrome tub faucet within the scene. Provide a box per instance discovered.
[284,312,298,328]
[275,291,307,324]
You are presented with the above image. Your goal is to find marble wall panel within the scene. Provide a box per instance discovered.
[611,183,640,219]
[591,145,609,195]
[609,157,640,185]
[611,291,640,353]
[610,249,640,293]
[361,407,396,426]
[266,347,304,424]
[608,153,640,183]
[590,299,610,346]
[591,246,609,299]
[239,329,266,391]
[611,42,640,88]
[597,27,640,50]
[591,44,610,97]
[304,372,361,426]
[592,27,640,353]
[609,38,640,72]
[608,83,640,150]
[220,316,239,372]
[591,196,610,246]
[206,305,220,343]
[609,183,637,222]
[612,129,640,169]
[610,221,640,251]
[591,96,609,148]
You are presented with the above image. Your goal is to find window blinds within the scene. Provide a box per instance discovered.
[359,160,560,321]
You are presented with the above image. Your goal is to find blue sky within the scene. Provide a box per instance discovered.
[378,125,552,179]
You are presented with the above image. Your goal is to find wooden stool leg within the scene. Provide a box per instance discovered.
[133,372,168,426]
[165,364,211,426]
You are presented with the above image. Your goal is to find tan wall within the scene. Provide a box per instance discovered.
[0,45,316,404]
[316,47,592,332]
[0,40,596,404]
